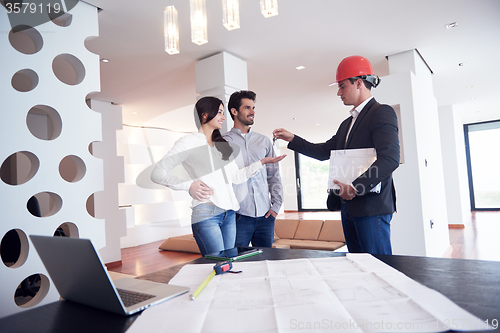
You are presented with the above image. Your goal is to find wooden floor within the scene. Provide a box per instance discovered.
[106,241,201,276]
[106,210,500,277]
[442,210,500,261]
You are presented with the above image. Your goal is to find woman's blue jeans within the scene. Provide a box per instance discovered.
[191,203,236,256]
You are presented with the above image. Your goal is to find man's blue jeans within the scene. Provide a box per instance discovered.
[234,214,276,248]
[191,203,236,256]
[340,203,393,255]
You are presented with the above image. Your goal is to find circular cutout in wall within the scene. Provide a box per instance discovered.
[14,273,50,308]
[12,69,39,92]
[0,151,40,186]
[29,192,63,217]
[59,155,86,182]
[8,25,43,55]
[1,229,29,268]
[52,53,85,85]
[54,222,79,238]
[86,193,95,218]
[88,141,97,156]
[27,105,62,140]
[49,10,73,27]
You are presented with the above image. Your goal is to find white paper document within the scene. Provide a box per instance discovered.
[328,148,380,193]
[127,254,493,333]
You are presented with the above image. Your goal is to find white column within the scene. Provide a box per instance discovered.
[373,49,450,257]
[195,52,248,134]
[438,105,471,226]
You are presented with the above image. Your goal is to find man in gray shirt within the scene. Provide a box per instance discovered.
[223,91,284,247]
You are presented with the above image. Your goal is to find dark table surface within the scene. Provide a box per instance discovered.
[1,248,499,333]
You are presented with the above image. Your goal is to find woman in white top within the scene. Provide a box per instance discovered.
[151,96,285,256]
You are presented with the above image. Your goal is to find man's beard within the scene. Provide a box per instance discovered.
[238,114,254,126]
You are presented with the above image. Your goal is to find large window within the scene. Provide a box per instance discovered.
[295,152,329,211]
[464,120,500,210]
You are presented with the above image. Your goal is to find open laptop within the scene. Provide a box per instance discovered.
[30,235,189,316]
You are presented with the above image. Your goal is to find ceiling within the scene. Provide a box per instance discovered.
[85,0,500,142]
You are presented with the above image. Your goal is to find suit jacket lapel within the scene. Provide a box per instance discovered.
[345,98,378,148]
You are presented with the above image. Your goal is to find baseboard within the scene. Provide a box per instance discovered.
[105,260,122,269]
[448,224,465,229]
[284,210,298,213]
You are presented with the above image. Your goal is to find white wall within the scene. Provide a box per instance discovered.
[117,124,193,248]
[438,105,471,226]
[0,2,102,317]
[89,100,127,263]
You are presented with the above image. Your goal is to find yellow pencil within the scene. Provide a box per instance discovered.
[190,270,216,300]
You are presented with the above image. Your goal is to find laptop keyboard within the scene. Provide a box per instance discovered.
[116,288,156,307]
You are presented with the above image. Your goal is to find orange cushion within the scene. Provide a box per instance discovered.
[293,220,323,240]
[274,219,300,239]
[158,234,200,254]
[318,220,345,242]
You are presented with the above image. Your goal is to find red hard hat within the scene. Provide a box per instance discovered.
[329,55,375,86]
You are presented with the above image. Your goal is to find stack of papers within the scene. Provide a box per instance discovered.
[127,254,492,333]
[328,148,381,193]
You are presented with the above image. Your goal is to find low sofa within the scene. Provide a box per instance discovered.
[273,219,345,251]
[158,219,346,253]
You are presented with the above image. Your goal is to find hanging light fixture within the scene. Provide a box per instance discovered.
[222,0,240,31]
[164,6,179,55]
[190,0,208,45]
[260,0,278,18]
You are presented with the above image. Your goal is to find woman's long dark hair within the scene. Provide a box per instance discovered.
[195,97,233,161]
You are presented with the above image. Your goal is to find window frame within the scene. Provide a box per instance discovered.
[294,151,329,212]
[463,119,500,211]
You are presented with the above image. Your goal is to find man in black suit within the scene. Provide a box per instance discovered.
[273,55,400,255]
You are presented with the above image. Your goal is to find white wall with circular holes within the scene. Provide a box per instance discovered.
[0,2,102,317]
